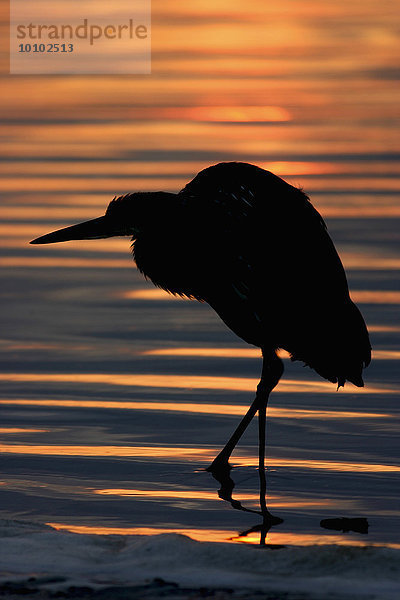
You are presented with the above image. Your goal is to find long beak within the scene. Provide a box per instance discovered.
[30,216,128,245]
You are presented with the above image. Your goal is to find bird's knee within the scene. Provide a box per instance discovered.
[258,352,284,394]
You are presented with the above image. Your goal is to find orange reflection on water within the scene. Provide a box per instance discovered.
[94,488,257,501]
[123,288,400,303]
[0,444,214,458]
[0,428,48,433]
[47,523,239,543]
[46,522,400,548]
[0,240,131,255]
[0,372,394,394]
[343,255,400,270]
[373,350,400,360]
[174,106,291,122]
[2,159,399,180]
[0,161,203,177]
[145,347,261,357]
[0,340,92,352]
[1,205,102,220]
[351,291,400,304]
[1,443,399,473]
[1,257,131,268]
[145,346,400,362]
[262,161,340,175]
[261,161,400,177]
[319,206,400,218]
[232,531,400,549]
[0,176,183,193]
[232,457,400,473]
[369,325,400,333]
[92,488,346,509]
[122,289,178,300]
[302,177,400,193]
[0,399,390,421]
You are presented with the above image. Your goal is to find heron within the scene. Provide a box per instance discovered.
[30,161,371,519]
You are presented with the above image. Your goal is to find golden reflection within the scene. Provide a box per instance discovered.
[0,428,48,433]
[373,350,400,360]
[5,255,398,270]
[0,257,131,268]
[0,338,397,361]
[0,177,184,193]
[351,291,400,304]
[0,231,130,254]
[0,161,202,176]
[261,161,337,175]
[1,79,397,127]
[1,159,400,179]
[144,347,261,357]
[47,523,240,542]
[232,531,400,549]
[260,161,400,177]
[0,240,129,253]
[122,289,178,300]
[92,489,348,508]
[342,256,400,270]
[145,346,400,361]
[4,118,398,163]
[172,106,291,122]
[94,489,257,500]
[0,373,395,394]
[1,443,399,473]
[302,178,400,193]
[369,325,400,333]
[7,253,400,270]
[231,457,400,473]
[122,288,400,303]
[6,255,397,270]
[0,444,214,458]
[45,522,400,548]
[0,340,92,352]
[1,206,102,220]
[318,206,400,218]
[0,399,391,420]
[0,224,45,236]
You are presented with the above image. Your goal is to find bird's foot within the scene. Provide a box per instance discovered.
[261,511,284,527]
[206,454,232,477]
[235,512,284,547]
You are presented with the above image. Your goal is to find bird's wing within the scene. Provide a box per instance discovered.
[177,162,318,343]
[178,161,332,291]
[178,162,371,386]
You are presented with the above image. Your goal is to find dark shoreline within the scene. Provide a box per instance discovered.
[0,577,358,600]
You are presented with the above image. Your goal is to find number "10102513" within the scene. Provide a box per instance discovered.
[18,43,74,53]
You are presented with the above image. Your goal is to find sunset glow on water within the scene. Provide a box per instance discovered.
[0,0,399,557]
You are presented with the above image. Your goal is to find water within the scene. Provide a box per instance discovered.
[0,0,399,594]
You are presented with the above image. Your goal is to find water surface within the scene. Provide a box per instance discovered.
[0,0,399,549]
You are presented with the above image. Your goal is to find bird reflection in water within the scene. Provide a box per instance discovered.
[30,162,371,541]
[207,457,284,546]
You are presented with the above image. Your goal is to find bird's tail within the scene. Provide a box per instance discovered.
[288,301,371,388]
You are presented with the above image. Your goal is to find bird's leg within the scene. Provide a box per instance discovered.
[257,394,283,529]
[207,350,283,476]
[258,403,270,546]
[255,351,284,520]
[207,394,261,476]
[258,403,267,515]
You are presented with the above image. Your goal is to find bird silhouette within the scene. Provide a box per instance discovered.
[30,161,371,519]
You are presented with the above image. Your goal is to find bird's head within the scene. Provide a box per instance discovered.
[30,192,175,245]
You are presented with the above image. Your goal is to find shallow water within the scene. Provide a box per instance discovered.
[0,0,399,560]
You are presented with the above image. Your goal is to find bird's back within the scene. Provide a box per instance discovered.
[181,162,371,387]
[135,162,371,388]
